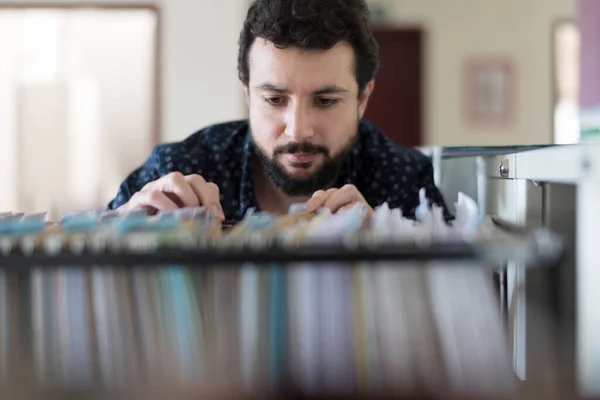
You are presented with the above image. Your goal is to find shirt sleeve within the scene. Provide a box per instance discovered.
[106,147,164,210]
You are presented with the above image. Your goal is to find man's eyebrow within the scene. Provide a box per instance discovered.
[255,83,288,93]
[254,83,350,95]
[311,85,350,96]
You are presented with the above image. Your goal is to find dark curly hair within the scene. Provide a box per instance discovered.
[238,0,379,95]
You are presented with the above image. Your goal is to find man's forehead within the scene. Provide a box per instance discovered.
[248,38,357,91]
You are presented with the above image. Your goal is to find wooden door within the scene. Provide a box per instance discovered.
[364,28,423,146]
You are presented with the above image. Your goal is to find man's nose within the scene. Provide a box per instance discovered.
[284,104,315,141]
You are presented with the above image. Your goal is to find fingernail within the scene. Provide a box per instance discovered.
[209,205,225,220]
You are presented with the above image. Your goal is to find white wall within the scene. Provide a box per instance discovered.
[162,0,248,142]
[65,9,157,204]
[0,0,574,146]
[369,0,575,146]
[0,0,248,144]
[16,84,69,213]
[0,8,159,214]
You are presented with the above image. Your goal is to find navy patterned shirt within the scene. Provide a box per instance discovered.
[107,120,448,220]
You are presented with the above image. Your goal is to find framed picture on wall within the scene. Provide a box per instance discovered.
[463,58,515,127]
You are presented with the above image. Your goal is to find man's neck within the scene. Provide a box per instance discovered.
[251,156,312,214]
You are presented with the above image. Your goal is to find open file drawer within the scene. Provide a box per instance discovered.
[0,198,566,398]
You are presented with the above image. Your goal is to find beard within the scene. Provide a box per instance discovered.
[251,130,358,197]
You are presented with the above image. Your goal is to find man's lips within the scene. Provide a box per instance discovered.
[284,152,317,163]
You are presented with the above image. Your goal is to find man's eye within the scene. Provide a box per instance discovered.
[264,97,286,106]
[316,98,339,107]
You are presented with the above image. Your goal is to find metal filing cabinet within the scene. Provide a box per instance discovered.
[482,154,576,388]
[436,145,600,393]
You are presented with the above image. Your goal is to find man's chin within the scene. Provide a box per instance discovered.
[284,171,318,183]
[283,163,320,178]
[269,162,339,197]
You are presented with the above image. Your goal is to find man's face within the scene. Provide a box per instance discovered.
[245,39,374,196]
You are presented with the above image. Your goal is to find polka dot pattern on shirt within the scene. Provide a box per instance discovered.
[107,120,449,220]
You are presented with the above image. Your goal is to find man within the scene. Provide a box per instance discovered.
[108,0,448,221]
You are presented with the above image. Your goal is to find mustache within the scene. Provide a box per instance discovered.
[273,141,329,157]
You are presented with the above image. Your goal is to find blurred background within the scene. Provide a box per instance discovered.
[0,0,589,217]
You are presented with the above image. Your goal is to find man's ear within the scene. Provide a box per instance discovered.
[358,80,375,119]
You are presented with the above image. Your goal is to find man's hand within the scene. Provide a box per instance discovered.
[118,172,225,220]
[306,184,374,215]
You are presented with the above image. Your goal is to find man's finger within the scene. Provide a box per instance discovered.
[322,187,359,213]
[159,172,201,208]
[306,188,336,212]
[140,172,200,208]
[185,175,225,220]
[203,182,225,220]
[124,190,179,213]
